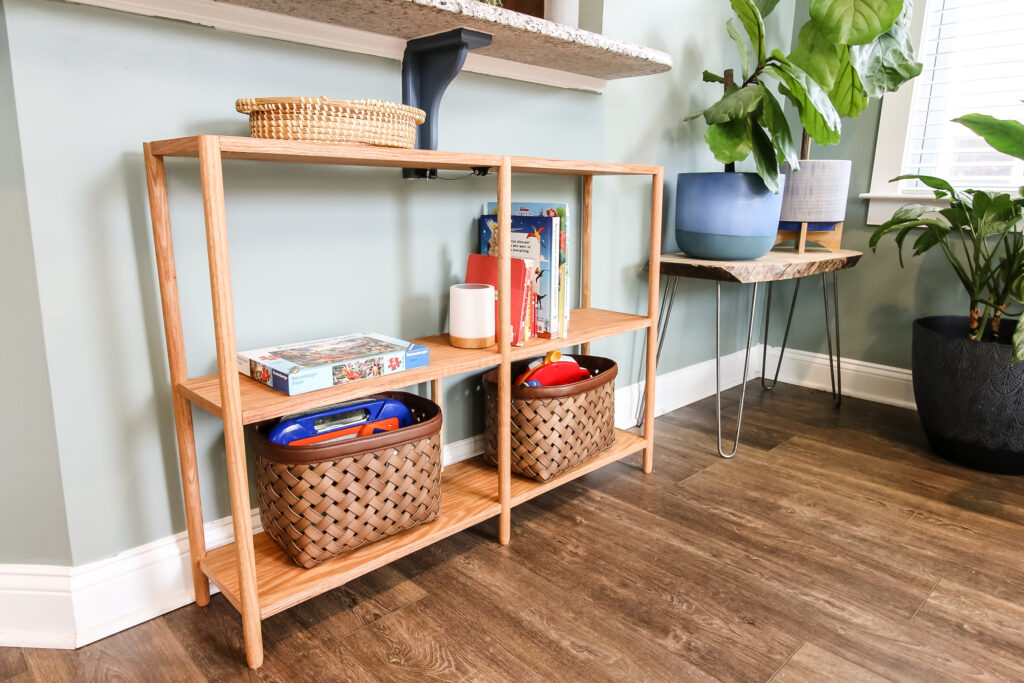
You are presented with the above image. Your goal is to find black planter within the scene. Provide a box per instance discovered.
[913,316,1024,474]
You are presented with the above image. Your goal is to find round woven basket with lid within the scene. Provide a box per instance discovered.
[236,97,426,148]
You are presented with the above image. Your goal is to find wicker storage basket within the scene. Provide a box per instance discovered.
[248,392,442,569]
[235,97,426,148]
[483,355,617,482]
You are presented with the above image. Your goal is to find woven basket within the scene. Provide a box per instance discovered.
[235,97,426,148]
[248,392,442,568]
[483,356,617,482]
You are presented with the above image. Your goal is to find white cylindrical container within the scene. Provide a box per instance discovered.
[779,159,853,223]
[545,0,579,27]
[449,283,495,349]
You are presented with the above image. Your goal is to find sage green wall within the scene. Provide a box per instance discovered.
[2,0,802,566]
[0,1,71,565]
[3,0,599,565]
[773,0,962,368]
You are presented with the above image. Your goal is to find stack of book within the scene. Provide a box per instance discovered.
[478,202,570,345]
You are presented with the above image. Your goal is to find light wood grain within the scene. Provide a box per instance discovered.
[643,169,663,473]
[775,222,844,253]
[581,174,593,356]
[660,248,862,284]
[177,308,650,424]
[197,136,262,668]
[497,157,513,546]
[147,136,660,175]
[144,144,210,606]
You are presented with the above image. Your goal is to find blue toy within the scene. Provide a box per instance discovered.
[268,397,412,446]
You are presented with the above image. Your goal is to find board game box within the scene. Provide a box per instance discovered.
[238,333,430,396]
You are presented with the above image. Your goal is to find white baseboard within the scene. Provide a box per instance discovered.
[766,346,916,410]
[0,347,913,649]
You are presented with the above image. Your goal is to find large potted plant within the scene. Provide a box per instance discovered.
[680,0,921,260]
[870,114,1024,473]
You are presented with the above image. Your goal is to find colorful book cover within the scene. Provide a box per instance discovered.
[465,254,531,346]
[237,333,429,396]
[488,202,570,338]
[479,214,560,338]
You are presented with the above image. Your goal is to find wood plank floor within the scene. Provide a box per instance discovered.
[4,382,1024,681]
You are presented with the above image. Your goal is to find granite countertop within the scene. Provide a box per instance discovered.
[216,0,673,80]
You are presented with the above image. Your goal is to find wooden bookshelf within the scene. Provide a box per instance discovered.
[144,135,662,667]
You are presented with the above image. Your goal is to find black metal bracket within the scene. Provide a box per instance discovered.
[402,28,492,179]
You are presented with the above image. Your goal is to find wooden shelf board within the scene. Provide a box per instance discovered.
[200,428,645,619]
[178,308,650,424]
[149,137,660,176]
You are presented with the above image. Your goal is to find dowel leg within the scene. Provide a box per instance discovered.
[497,157,513,545]
[581,175,593,356]
[643,170,663,473]
[144,145,210,605]
[431,378,444,462]
[198,136,263,668]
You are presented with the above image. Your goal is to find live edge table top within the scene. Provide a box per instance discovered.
[660,248,863,284]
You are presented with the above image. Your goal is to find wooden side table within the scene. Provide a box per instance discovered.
[651,248,862,457]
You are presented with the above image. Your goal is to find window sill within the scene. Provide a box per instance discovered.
[860,192,950,226]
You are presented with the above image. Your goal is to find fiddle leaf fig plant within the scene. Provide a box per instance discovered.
[690,0,922,193]
[870,114,1024,359]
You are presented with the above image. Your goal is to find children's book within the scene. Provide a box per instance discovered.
[465,254,532,346]
[479,213,560,338]
[238,333,429,396]
[487,202,571,338]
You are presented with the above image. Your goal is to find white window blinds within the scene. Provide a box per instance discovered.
[900,0,1024,193]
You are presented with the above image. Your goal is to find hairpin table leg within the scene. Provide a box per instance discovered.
[822,271,842,407]
[716,281,758,458]
[637,276,679,427]
[761,279,802,391]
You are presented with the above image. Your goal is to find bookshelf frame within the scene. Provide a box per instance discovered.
[143,135,662,668]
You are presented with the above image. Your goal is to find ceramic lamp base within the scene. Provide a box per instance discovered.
[449,334,495,349]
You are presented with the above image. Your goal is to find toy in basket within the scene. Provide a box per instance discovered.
[249,392,442,568]
[483,355,617,482]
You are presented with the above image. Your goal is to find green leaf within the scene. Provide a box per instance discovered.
[753,0,782,16]
[702,85,765,125]
[973,191,1021,237]
[1012,319,1024,362]
[765,52,841,146]
[702,70,726,84]
[726,19,753,81]
[809,0,903,45]
[757,85,800,169]
[954,114,1024,163]
[730,0,766,64]
[706,117,754,165]
[890,174,958,201]
[849,1,922,97]
[829,46,869,118]
[751,121,782,193]
[788,20,842,92]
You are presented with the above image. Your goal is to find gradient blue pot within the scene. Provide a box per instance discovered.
[675,172,785,260]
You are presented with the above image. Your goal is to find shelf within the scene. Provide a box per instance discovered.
[149,136,662,176]
[200,429,645,618]
[178,307,650,424]
[77,0,672,92]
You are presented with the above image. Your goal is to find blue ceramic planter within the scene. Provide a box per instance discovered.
[675,172,785,260]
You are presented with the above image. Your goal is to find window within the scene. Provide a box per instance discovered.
[865,0,1024,224]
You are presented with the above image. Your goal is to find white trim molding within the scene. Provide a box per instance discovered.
[0,347,913,650]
